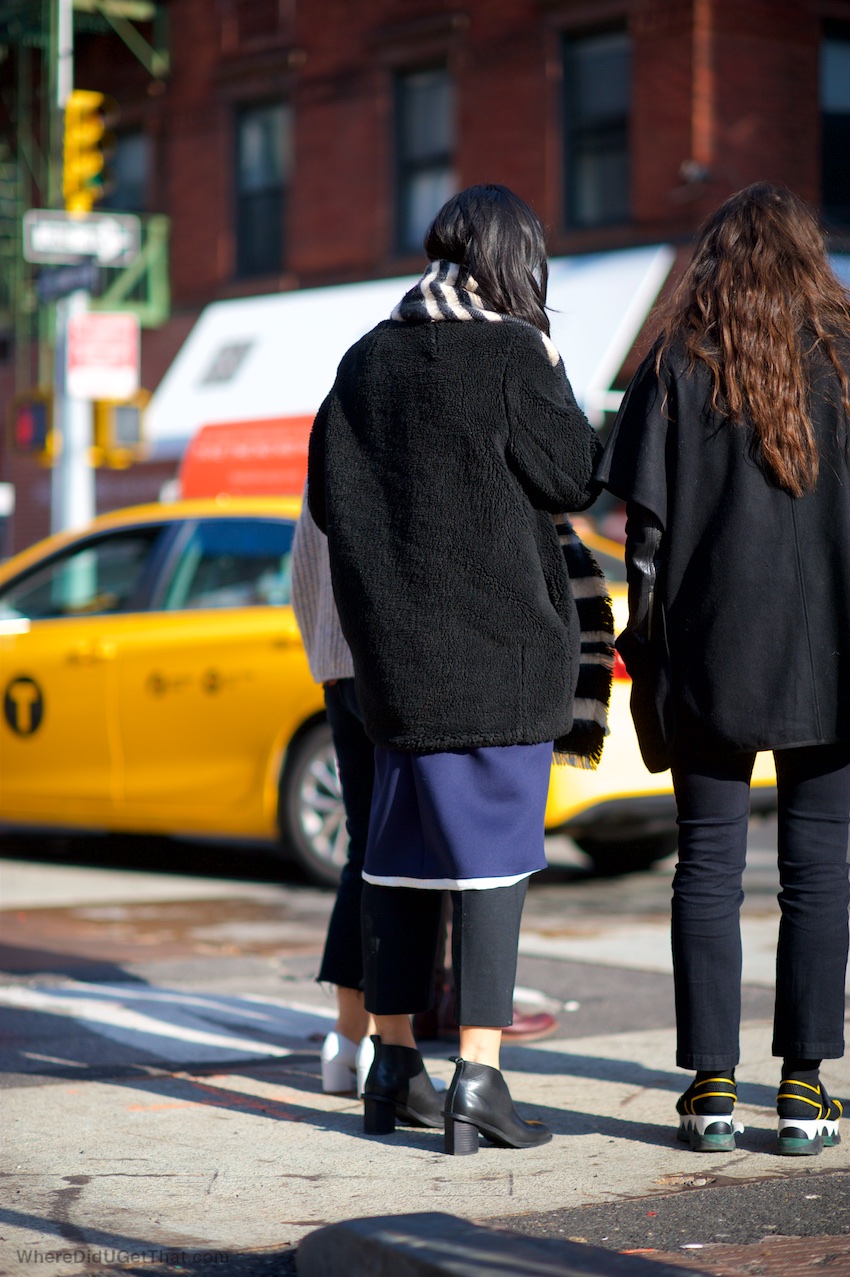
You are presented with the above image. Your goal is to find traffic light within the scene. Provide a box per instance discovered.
[9,390,54,462]
[92,390,149,468]
[63,90,116,213]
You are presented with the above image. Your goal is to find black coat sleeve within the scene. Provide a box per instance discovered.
[594,347,672,529]
[616,502,664,676]
[503,337,602,513]
[306,393,330,533]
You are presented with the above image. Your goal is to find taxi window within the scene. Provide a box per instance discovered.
[0,528,166,620]
[161,518,294,610]
[587,545,627,583]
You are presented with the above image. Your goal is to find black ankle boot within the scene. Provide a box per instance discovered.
[362,1036,444,1134]
[442,1057,552,1155]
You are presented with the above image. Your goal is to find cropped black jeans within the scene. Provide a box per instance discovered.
[671,742,850,1071]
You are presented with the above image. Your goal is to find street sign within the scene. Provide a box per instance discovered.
[36,260,99,303]
[23,209,140,267]
[67,311,140,401]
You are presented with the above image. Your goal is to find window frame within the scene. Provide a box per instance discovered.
[821,23,850,227]
[99,126,152,214]
[562,26,632,231]
[234,98,290,279]
[394,64,456,255]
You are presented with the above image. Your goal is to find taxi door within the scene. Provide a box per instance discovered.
[114,516,321,837]
[0,526,168,825]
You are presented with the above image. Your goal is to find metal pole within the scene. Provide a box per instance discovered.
[52,289,95,534]
[50,0,94,534]
[56,0,74,109]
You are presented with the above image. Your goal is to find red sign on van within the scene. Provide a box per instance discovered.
[179,417,314,498]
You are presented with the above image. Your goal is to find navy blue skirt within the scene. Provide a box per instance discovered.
[362,741,552,889]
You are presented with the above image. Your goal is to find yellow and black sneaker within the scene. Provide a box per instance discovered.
[676,1075,743,1152]
[777,1078,843,1156]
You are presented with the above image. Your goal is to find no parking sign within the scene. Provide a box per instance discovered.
[66,311,140,402]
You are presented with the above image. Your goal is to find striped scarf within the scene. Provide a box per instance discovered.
[393,259,614,768]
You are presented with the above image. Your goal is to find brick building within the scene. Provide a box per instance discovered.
[2,0,849,552]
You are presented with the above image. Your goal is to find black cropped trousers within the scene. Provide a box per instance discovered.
[670,742,850,1071]
[362,878,529,1027]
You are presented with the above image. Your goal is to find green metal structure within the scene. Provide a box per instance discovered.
[0,0,170,400]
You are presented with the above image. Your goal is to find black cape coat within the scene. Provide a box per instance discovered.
[308,317,601,753]
[596,339,850,760]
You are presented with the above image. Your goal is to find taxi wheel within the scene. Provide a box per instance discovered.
[575,830,679,877]
[279,721,348,888]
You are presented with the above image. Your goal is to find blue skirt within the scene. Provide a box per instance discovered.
[362,741,552,889]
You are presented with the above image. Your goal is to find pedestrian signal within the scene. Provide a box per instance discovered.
[10,391,54,461]
[92,389,149,468]
[63,90,117,213]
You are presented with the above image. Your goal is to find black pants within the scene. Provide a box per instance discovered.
[362,878,528,1027]
[316,679,375,990]
[671,743,850,1070]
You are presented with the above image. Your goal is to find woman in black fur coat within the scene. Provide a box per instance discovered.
[597,183,850,1157]
[308,185,604,1154]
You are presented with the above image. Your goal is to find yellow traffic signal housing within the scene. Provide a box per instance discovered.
[92,390,149,468]
[63,90,117,213]
[9,390,56,465]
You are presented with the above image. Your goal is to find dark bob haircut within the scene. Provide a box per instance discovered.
[423,184,550,335]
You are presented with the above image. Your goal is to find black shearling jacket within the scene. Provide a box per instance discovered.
[308,316,601,752]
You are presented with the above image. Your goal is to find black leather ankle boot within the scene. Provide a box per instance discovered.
[443,1057,552,1154]
[362,1036,444,1134]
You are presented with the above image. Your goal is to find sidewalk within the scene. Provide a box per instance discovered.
[2,851,848,1277]
[3,990,848,1276]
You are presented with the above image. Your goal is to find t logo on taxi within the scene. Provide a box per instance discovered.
[4,677,44,735]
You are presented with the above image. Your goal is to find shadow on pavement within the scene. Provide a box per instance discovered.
[0,1205,297,1277]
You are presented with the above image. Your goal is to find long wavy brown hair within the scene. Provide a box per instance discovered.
[655,183,850,496]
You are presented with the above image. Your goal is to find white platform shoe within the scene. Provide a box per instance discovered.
[320,1030,376,1095]
[355,1034,376,1097]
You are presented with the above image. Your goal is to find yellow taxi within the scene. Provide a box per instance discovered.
[0,498,776,884]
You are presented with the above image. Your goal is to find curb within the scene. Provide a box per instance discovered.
[295,1212,712,1277]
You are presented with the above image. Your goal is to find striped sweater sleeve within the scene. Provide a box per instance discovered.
[290,487,355,684]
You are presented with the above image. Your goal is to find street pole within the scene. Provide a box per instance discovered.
[50,0,95,535]
[51,289,95,534]
[56,0,73,109]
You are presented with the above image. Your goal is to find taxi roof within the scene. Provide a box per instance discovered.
[0,495,303,585]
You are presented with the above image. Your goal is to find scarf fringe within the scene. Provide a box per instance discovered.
[552,516,615,769]
[393,262,615,768]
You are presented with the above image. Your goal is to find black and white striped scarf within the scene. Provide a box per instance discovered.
[393,259,614,768]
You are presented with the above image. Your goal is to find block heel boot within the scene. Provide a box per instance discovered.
[443,1057,552,1155]
[361,1036,444,1134]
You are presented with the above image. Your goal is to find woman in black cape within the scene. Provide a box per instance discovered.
[597,183,850,1156]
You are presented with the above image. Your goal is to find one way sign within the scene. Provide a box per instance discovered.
[23,209,140,267]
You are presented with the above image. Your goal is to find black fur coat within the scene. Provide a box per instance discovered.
[308,317,601,752]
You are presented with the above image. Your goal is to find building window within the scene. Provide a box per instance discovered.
[235,101,290,278]
[563,30,631,229]
[101,129,150,212]
[821,28,850,225]
[395,67,455,254]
